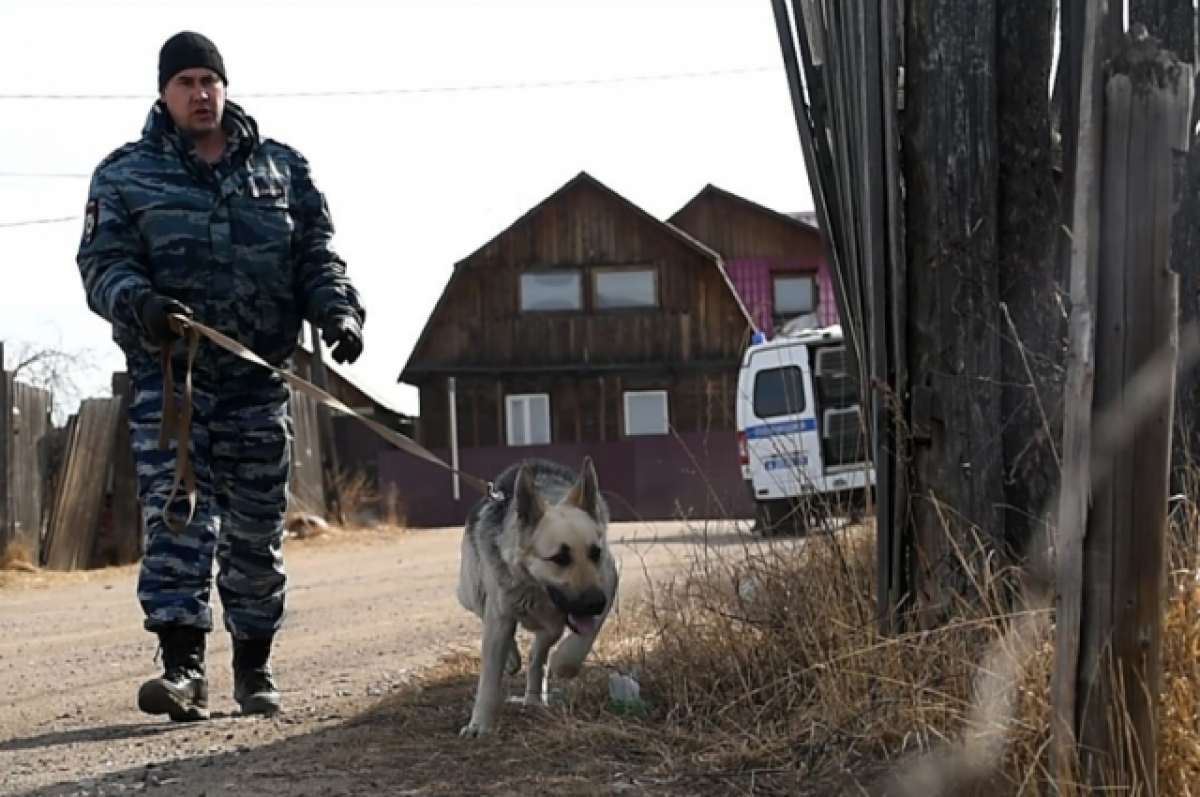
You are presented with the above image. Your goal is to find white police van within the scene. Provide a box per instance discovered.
[736,324,874,534]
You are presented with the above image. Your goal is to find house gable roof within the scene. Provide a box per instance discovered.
[295,340,412,418]
[669,183,822,238]
[397,171,755,385]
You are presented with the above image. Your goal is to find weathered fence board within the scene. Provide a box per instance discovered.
[1054,29,1191,795]
[772,0,904,631]
[42,398,121,571]
[1051,0,1107,779]
[9,381,52,556]
[0,352,54,563]
[288,389,326,516]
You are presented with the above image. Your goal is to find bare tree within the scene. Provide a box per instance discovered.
[2,337,108,424]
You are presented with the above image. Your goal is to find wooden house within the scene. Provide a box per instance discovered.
[669,184,838,337]
[387,172,759,527]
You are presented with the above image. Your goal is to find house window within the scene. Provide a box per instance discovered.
[623,390,670,436]
[773,274,817,323]
[594,268,658,310]
[506,394,551,446]
[520,272,582,312]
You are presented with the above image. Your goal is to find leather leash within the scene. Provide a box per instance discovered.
[156,314,496,533]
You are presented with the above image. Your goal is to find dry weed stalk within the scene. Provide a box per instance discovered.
[330,467,407,531]
[0,542,38,573]
[285,467,408,536]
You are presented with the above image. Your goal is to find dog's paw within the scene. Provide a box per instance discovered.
[459,722,495,739]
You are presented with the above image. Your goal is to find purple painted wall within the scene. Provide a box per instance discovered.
[725,257,839,336]
[378,431,756,529]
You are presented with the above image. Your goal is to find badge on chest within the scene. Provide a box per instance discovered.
[248,170,287,202]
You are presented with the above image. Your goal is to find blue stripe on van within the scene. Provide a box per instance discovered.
[744,418,818,439]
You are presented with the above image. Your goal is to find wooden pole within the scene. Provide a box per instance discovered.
[997,0,1063,567]
[1055,28,1191,794]
[878,0,909,633]
[448,376,461,502]
[306,323,340,520]
[902,0,1004,624]
[1051,0,1108,779]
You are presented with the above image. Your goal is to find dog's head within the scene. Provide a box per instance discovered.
[512,458,610,636]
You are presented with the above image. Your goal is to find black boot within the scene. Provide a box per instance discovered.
[137,626,208,722]
[233,637,281,716]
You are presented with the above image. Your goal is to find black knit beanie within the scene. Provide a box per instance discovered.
[158,32,227,91]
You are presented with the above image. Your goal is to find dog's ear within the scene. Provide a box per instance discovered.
[564,456,600,518]
[515,465,545,527]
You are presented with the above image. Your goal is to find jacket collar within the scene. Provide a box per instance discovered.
[142,99,259,168]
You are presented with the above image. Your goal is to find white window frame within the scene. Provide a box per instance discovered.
[505,393,551,446]
[623,390,670,437]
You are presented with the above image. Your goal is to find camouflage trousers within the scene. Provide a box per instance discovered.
[128,377,292,641]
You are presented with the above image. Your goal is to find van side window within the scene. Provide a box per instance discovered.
[753,366,806,419]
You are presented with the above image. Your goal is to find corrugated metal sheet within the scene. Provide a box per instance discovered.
[725,257,840,336]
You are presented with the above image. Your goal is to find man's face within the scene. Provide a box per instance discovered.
[161,68,225,136]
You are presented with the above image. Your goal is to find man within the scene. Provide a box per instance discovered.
[76,31,366,722]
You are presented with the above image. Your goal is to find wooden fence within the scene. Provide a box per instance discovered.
[0,365,328,572]
[0,353,54,562]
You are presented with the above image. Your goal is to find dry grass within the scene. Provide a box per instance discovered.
[283,466,410,546]
[331,466,408,531]
[0,541,37,572]
[374,497,1200,796]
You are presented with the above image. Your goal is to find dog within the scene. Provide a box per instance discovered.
[456,456,620,738]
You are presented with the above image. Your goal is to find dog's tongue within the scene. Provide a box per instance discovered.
[570,615,600,636]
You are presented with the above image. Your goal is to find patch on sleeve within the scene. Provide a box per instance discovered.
[82,198,99,246]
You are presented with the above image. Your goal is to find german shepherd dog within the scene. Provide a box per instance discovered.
[456,456,620,738]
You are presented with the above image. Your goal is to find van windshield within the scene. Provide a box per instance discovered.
[753,366,806,419]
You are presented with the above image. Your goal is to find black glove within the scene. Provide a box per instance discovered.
[322,314,363,364]
[138,293,193,344]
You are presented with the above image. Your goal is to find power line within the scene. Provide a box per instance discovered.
[0,216,80,229]
[0,65,781,101]
[0,172,90,179]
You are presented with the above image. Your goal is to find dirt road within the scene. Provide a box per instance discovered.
[0,520,743,797]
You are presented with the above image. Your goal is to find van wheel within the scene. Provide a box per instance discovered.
[757,500,803,538]
[754,501,776,537]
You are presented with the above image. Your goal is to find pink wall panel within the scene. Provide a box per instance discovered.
[726,258,840,335]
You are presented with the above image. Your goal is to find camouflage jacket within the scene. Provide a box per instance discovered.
[76,100,366,396]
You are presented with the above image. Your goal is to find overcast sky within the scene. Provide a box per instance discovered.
[0,0,816,418]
